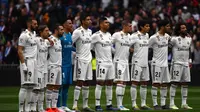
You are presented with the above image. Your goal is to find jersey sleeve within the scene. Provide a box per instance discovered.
[130,34,137,45]
[169,36,176,47]
[72,30,80,43]
[18,33,27,46]
[148,36,156,48]
[112,33,119,43]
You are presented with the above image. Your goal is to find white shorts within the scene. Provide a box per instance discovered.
[96,62,115,81]
[114,62,130,82]
[34,69,45,89]
[73,59,93,81]
[170,64,191,82]
[47,66,62,85]
[131,64,150,82]
[151,65,170,83]
[20,59,36,86]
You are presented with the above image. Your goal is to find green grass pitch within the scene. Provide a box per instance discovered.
[0,86,200,112]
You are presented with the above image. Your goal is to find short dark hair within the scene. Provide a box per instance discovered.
[80,13,90,24]
[99,17,107,24]
[26,18,36,24]
[138,20,150,31]
[54,23,62,31]
[121,20,130,27]
[174,22,187,36]
[38,25,48,34]
[157,20,170,29]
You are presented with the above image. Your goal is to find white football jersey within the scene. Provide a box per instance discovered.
[131,31,149,67]
[48,35,62,66]
[72,26,92,62]
[113,31,131,64]
[149,32,170,67]
[170,36,192,66]
[35,37,49,71]
[18,29,37,59]
[91,30,113,63]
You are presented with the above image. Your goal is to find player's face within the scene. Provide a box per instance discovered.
[58,26,64,37]
[42,27,50,39]
[101,20,110,31]
[180,25,187,36]
[83,16,92,27]
[65,20,73,32]
[164,24,171,33]
[124,23,132,33]
[142,24,150,33]
[31,20,38,31]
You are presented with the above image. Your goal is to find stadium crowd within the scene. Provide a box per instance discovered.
[0,0,200,65]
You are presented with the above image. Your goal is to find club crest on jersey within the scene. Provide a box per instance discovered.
[138,34,141,40]
[121,33,124,38]
[100,34,103,39]
[156,35,160,41]
[178,38,181,44]
[81,30,84,36]
[54,39,57,42]
[187,41,189,45]
[28,33,31,37]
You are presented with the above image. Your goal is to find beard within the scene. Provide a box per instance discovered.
[58,33,63,37]
[30,25,36,31]
[180,31,187,36]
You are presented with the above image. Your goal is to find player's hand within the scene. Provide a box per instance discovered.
[21,63,28,74]
[129,48,134,53]
[189,63,192,68]
[49,39,54,46]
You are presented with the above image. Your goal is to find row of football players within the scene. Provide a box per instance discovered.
[70,14,192,111]
[17,13,192,112]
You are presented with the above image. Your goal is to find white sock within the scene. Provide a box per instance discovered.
[52,90,59,108]
[38,91,44,111]
[82,86,89,108]
[151,86,158,106]
[95,85,102,106]
[130,84,137,107]
[25,88,33,111]
[170,84,177,106]
[116,84,124,107]
[181,85,188,105]
[122,85,126,106]
[73,86,81,108]
[19,88,27,111]
[46,89,52,108]
[140,85,147,107]
[30,91,38,111]
[160,86,168,106]
[106,86,113,106]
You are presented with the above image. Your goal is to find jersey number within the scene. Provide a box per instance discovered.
[172,71,179,79]
[155,72,161,77]
[78,68,81,74]
[118,70,122,75]
[100,68,105,74]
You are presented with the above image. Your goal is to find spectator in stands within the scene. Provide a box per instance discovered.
[0,45,4,64]
[3,40,18,64]
[193,41,200,68]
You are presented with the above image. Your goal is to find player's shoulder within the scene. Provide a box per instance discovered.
[164,33,171,39]
[107,32,111,36]
[150,33,158,39]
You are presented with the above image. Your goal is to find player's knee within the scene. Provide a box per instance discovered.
[76,80,83,87]
[97,80,104,86]
[152,83,160,87]
[105,80,113,86]
[131,81,139,85]
[140,81,148,85]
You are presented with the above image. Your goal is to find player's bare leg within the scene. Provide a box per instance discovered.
[105,80,119,111]
[151,83,161,110]
[131,81,140,110]
[116,81,129,111]
[180,82,192,109]
[140,81,152,110]
[95,80,104,111]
